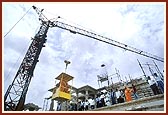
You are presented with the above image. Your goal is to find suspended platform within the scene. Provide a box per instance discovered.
[51,72,74,101]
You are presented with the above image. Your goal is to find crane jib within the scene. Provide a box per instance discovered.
[52,21,164,63]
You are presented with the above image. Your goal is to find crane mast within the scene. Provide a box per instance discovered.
[4,10,50,110]
[4,5,164,111]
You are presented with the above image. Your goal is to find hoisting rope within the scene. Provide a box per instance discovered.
[4,6,32,38]
[4,40,32,82]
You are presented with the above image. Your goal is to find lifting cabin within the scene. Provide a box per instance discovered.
[52,72,73,101]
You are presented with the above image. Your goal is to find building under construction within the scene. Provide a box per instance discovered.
[44,65,164,111]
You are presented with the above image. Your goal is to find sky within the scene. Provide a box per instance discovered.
[2,2,165,110]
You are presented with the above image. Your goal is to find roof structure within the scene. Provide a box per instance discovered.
[55,72,74,82]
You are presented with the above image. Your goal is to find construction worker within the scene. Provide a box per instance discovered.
[147,76,160,95]
[110,89,116,105]
[132,84,139,99]
[89,97,95,109]
[153,73,164,94]
[57,102,61,111]
[84,100,89,111]
[124,86,133,102]
[96,95,100,108]
[118,89,125,103]
[115,88,121,103]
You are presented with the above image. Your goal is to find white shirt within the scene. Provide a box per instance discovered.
[148,76,156,85]
[105,92,110,98]
[89,99,95,106]
[155,76,163,82]
[115,91,121,98]
[100,94,105,99]
[85,101,89,106]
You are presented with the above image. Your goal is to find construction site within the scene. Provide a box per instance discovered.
[3,4,165,112]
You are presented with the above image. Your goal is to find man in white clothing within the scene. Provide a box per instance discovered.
[115,88,121,103]
[147,76,160,95]
[89,98,95,110]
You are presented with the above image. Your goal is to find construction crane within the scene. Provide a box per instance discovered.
[4,6,164,111]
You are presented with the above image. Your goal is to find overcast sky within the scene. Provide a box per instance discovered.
[3,2,165,110]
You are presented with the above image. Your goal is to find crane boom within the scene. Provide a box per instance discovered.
[50,21,164,62]
[34,5,164,63]
[4,5,164,111]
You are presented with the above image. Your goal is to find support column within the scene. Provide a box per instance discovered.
[76,91,79,110]
[76,91,79,102]
[49,99,54,111]
[85,90,88,100]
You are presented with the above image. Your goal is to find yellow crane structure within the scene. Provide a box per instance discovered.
[52,72,73,101]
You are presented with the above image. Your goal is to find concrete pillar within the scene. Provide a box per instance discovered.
[94,94,97,108]
[76,91,79,110]
[49,99,54,111]
[94,94,97,99]
[85,90,88,100]
[76,92,79,102]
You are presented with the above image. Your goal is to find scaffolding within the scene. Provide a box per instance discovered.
[137,59,163,81]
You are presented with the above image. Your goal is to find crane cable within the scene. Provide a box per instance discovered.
[4,39,32,82]
[4,6,34,82]
[4,6,32,38]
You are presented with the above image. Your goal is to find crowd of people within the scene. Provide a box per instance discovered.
[57,83,139,111]
[57,73,164,111]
